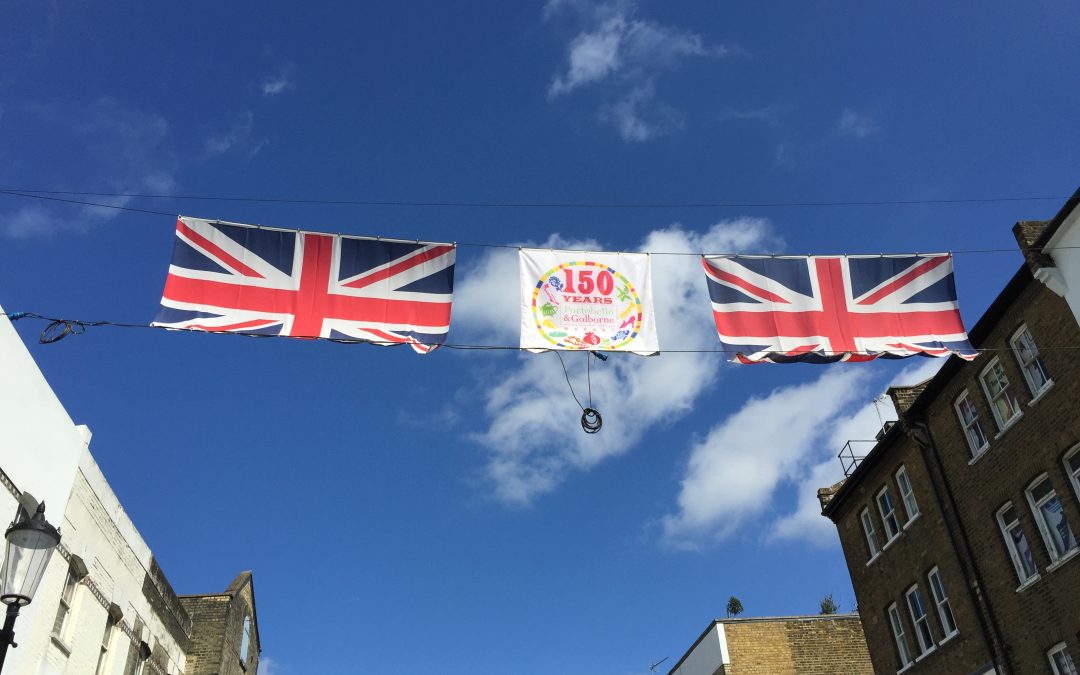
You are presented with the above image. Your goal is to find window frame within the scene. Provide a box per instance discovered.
[95,615,118,675]
[887,602,914,670]
[895,465,920,523]
[927,567,958,638]
[1048,642,1079,675]
[996,502,1039,585]
[905,584,935,656]
[877,487,902,542]
[1010,324,1052,398]
[860,507,881,560]
[1026,474,1078,563]
[954,389,989,457]
[978,357,1022,432]
[240,615,252,668]
[1064,444,1080,506]
[51,568,79,644]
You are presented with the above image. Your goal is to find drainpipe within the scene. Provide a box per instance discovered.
[907,421,1014,675]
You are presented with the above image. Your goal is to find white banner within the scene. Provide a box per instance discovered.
[519,248,659,355]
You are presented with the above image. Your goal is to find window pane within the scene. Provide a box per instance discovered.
[861,509,880,555]
[929,570,957,635]
[1014,328,1051,392]
[1067,452,1080,476]
[897,468,919,518]
[1032,478,1053,503]
[1051,647,1079,675]
[1040,496,1078,556]
[906,588,934,652]
[888,605,912,665]
[879,491,900,537]
[1009,524,1038,577]
[1001,504,1017,523]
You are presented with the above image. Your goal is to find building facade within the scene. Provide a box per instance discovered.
[668,615,874,675]
[820,196,1080,675]
[0,307,261,675]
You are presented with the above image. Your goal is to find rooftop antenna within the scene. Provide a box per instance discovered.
[871,394,888,428]
[649,656,669,673]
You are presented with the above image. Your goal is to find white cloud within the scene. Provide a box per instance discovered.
[545,0,729,140]
[600,81,683,142]
[718,105,781,126]
[205,111,268,158]
[454,219,778,505]
[660,354,946,550]
[0,98,175,238]
[838,108,879,139]
[259,656,279,675]
[768,357,942,546]
[261,63,296,96]
[1,205,67,238]
[660,369,872,549]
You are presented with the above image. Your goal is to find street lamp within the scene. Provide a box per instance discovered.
[0,496,61,671]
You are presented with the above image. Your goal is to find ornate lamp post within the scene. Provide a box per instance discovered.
[0,496,61,672]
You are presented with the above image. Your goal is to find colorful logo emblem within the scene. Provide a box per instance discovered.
[531,260,643,350]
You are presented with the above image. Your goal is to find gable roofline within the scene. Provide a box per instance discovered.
[1035,186,1080,249]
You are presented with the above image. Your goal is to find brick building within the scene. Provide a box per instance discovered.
[0,307,262,675]
[668,614,874,675]
[819,193,1080,675]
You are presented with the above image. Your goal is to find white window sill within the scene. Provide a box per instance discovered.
[938,630,960,647]
[882,534,901,551]
[49,634,72,656]
[1027,380,1054,406]
[897,662,914,674]
[866,552,882,567]
[1015,574,1041,592]
[993,412,1023,440]
[1046,546,1080,573]
[914,645,937,662]
[903,513,922,530]
[968,446,991,465]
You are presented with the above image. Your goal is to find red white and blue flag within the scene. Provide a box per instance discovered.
[701,254,976,363]
[153,217,455,353]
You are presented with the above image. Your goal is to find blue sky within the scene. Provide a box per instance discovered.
[1,2,1079,673]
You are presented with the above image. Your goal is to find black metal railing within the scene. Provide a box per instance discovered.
[838,440,878,477]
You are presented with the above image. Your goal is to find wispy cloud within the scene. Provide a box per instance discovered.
[0,94,268,238]
[599,81,682,142]
[660,357,943,550]
[261,62,296,96]
[545,0,731,141]
[837,108,880,139]
[453,219,778,505]
[259,656,279,675]
[0,97,175,238]
[204,111,268,159]
[718,105,782,126]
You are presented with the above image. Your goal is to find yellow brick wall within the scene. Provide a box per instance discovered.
[722,617,873,675]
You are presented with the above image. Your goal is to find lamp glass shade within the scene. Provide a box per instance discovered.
[2,520,60,606]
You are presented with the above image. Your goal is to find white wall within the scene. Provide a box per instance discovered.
[0,304,87,514]
[1045,206,1080,327]
[669,623,729,675]
[0,307,189,675]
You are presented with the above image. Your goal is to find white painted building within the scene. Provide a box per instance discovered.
[0,306,260,675]
[1017,187,1080,326]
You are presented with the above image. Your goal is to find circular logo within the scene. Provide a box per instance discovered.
[531,260,643,350]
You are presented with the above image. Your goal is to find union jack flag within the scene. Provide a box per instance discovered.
[153,217,456,353]
[701,254,976,363]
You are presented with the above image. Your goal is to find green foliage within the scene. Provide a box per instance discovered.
[726,595,744,618]
[819,593,838,615]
